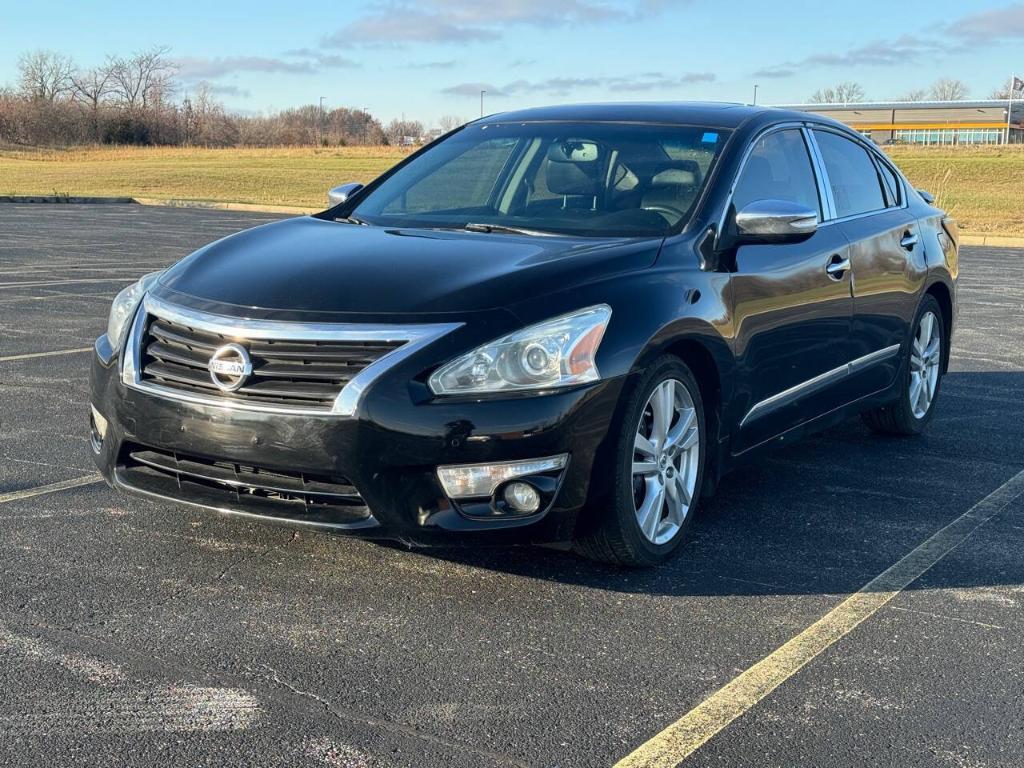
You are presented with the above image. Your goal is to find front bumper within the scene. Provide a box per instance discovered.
[90,340,625,545]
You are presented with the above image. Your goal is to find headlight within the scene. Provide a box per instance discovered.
[106,271,163,351]
[428,305,611,395]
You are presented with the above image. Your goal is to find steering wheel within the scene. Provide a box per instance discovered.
[641,205,684,222]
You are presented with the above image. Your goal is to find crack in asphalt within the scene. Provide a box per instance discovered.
[256,662,532,768]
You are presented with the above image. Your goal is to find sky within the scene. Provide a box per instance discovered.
[1,0,1023,127]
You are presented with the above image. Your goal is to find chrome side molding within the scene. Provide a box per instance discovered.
[741,344,901,426]
[121,294,462,417]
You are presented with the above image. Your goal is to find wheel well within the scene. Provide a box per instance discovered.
[925,282,953,372]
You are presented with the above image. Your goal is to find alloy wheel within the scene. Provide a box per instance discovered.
[632,378,700,545]
[909,310,941,419]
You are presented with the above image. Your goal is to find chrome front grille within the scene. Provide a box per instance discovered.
[121,294,462,416]
[140,315,402,411]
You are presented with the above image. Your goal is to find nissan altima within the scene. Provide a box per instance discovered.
[90,102,958,566]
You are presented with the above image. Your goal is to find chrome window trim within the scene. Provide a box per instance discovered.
[121,294,462,417]
[806,126,910,227]
[741,343,901,426]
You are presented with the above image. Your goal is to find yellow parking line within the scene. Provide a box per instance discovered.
[0,347,92,362]
[615,468,1024,768]
[0,475,103,504]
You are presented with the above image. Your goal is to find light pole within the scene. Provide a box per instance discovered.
[752,84,759,106]
[480,90,486,118]
[319,96,326,146]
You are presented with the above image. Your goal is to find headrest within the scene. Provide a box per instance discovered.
[545,159,602,196]
[651,169,697,187]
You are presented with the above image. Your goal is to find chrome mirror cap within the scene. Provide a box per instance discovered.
[735,199,818,241]
[328,182,365,206]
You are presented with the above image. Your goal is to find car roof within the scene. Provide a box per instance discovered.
[476,101,831,130]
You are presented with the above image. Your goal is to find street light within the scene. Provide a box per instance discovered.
[480,90,486,118]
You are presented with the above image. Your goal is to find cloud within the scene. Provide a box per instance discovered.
[947,2,1024,41]
[175,52,358,81]
[752,66,795,79]
[407,59,459,69]
[753,33,944,80]
[441,72,715,98]
[323,0,666,47]
[203,84,252,99]
[755,4,1024,83]
[176,56,315,80]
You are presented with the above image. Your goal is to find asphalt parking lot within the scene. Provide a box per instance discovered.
[2,203,1023,768]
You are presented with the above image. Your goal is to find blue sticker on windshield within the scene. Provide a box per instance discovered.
[702,132,719,144]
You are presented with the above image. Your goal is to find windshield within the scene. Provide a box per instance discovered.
[349,122,731,237]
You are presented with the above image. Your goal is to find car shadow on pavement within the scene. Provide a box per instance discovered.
[394,371,1024,598]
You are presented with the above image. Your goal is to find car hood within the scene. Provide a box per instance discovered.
[158,216,662,316]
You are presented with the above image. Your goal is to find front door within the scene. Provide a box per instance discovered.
[728,128,854,453]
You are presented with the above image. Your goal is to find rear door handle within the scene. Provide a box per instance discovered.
[826,254,850,280]
[900,232,919,251]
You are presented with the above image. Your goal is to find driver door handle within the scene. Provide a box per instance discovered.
[826,253,850,280]
[900,232,919,251]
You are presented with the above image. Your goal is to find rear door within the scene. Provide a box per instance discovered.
[810,129,926,398]
[729,127,854,453]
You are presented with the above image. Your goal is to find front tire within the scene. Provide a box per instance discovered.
[574,356,706,567]
[862,294,945,436]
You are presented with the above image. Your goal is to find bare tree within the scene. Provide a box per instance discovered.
[70,66,114,141]
[17,50,74,101]
[990,76,1024,100]
[438,114,465,132]
[108,46,177,110]
[898,89,929,102]
[809,82,865,105]
[385,118,424,145]
[929,78,968,101]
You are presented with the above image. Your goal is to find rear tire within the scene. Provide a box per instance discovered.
[862,294,945,436]
[574,356,706,567]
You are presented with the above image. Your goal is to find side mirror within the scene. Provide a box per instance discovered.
[735,199,818,243]
[917,189,935,204]
[328,182,364,206]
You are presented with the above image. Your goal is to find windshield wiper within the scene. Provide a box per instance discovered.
[338,215,368,225]
[463,222,560,237]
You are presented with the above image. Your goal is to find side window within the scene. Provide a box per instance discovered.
[813,130,886,218]
[875,157,902,207]
[732,129,821,217]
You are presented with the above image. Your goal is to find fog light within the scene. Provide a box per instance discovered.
[89,404,108,454]
[503,482,541,514]
[436,454,567,499]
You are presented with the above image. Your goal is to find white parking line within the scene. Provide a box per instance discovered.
[0,347,93,362]
[0,475,103,504]
[615,467,1024,768]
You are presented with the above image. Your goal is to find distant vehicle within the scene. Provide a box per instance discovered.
[90,103,959,566]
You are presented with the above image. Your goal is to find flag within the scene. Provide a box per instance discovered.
[1014,76,1024,93]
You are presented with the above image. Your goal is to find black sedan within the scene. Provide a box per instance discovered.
[90,102,958,566]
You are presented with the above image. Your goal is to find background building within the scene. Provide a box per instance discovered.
[777,100,1024,145]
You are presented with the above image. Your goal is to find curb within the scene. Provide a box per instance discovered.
[0,195,136,204]
[957,234,1024,248]
[133,197,317,215]
[0,195,316,215]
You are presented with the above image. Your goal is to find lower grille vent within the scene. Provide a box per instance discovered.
[117,444,373,527]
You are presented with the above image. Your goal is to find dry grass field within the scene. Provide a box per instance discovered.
[0,146,413,209]
[1,143,1022,234]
